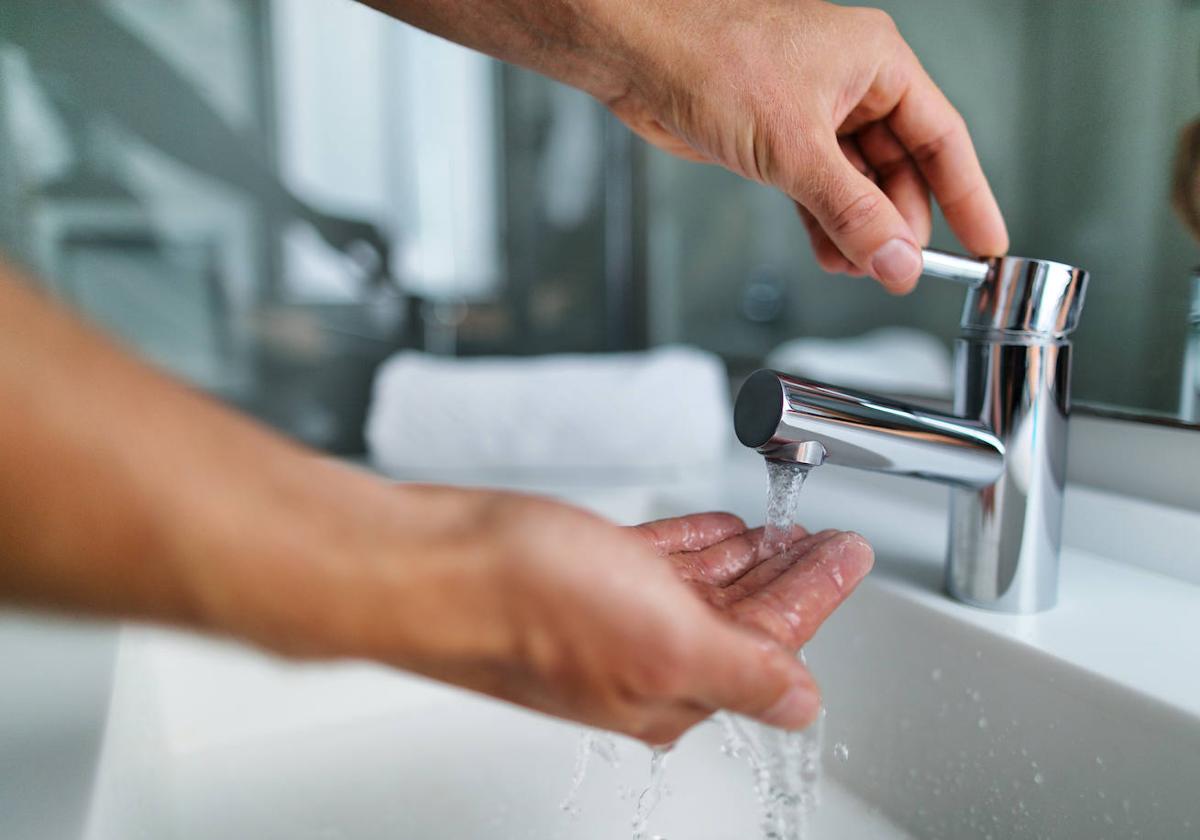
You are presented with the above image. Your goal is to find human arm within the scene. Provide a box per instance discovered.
[358,0,1008,292]
[0,261,871,742]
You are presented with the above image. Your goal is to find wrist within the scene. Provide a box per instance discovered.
[171,456,514,669]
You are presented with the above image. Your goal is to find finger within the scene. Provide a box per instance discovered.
[719,529,842,603]
[888,66,1008,256]
[687,625,820,730]
[838,136,872,177]
[633,512,747,555]
[789,134,923,293]
[858,121,933,246]
[672,524,809,587]
[796,203,855,274]
[728,531,874,650]
[831,142,886,275]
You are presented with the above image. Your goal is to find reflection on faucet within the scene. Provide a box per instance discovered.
[1182,270,1200,423]
[735,250,1089,614]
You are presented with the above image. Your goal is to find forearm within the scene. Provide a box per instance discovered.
[355,0,664,104]
[0,263,380,651]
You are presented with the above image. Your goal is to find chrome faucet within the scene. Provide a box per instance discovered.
[734,249,1089,613]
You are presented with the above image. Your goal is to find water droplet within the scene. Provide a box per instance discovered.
[1033,772,1044,785]
[833,742,849,761]
[977,717,989,729]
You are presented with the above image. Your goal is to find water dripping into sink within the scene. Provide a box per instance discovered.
[631,747,672,840]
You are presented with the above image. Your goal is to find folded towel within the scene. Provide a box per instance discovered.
[365,346,733,477]
[766,327,953,398]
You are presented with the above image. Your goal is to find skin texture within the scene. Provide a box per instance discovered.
[360,0,1009,291]
[0,264,872,743]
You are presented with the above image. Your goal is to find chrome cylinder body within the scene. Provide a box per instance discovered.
[947,338,1071,611]
[734,249,1089,613]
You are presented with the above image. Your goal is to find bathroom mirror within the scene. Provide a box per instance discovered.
[647,0,1200,428]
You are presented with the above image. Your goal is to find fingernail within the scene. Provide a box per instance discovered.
[869,238,922,289]
[760,685,820,730]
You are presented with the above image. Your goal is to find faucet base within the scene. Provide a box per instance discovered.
[944,339,1070,613]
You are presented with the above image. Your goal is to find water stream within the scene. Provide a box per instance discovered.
[565,459,827,839]
[737,459,826,840]
[630,747,672,840]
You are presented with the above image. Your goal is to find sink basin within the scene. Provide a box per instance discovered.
[3,455,1198,839]
[79,627,909,840]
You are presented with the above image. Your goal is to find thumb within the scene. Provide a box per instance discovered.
[690,622,820,730]
[791,137,923,293]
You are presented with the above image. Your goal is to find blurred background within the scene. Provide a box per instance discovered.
[1,0,1198,456]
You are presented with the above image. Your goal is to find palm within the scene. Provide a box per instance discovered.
[631,512,873,652]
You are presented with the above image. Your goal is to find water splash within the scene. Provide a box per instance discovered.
[560,730,620,818]
[707,461,829,839]
[631,747,672,840]
[717,706,825,840]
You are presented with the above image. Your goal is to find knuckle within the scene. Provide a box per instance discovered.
[827,190,885,238]
[856,7,899,38]
[910,116,967,164]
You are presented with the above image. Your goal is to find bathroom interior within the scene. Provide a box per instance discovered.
[1,0,1198,838]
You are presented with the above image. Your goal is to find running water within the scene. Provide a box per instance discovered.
[560,730,620,818]
[761,460,810,558]
[563,459,827,840]
[631,747,672,840]
[718,682,826,839]
[718,459,826,840]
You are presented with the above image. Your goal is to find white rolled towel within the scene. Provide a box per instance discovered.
[365,346,733,478]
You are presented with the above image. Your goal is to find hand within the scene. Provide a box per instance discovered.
[208,477,872,745]
[633,512,874,654]
[359,0,1006,291]
[598,0,1008,292]
[416,497,874,744]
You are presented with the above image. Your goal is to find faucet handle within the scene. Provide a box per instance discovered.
[921,249,990,288]
[921,248,1090,339]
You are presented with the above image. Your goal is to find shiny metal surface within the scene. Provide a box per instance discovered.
[946,339,1071,611]
[735,248,1090,613]
[922,248,1089,337]
[920,248,989,288]
[1181,269,1200,423]
[734,371,1003,485]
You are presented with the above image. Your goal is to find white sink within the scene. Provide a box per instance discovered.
[77,627,909,840]
[3,455,1198,839]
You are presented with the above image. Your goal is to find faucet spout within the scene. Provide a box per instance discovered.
[734,370,1004,488]
[734,249,1088,613]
